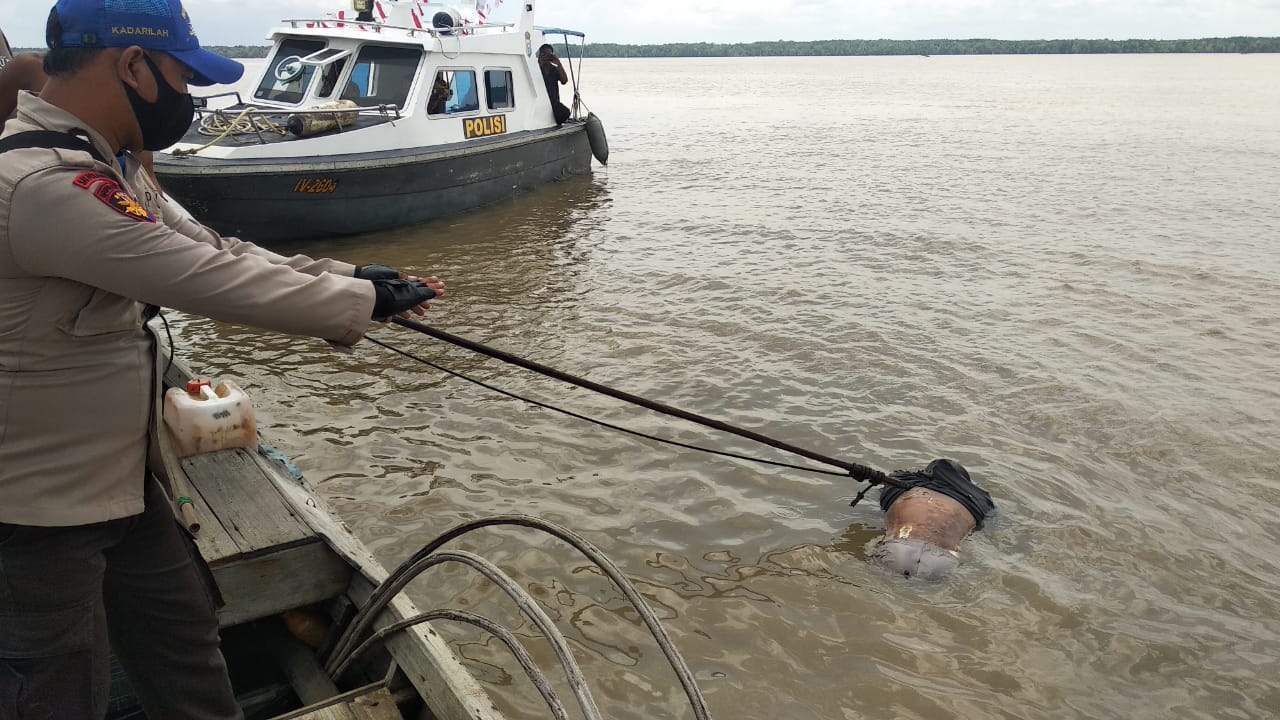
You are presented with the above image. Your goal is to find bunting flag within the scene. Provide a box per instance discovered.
[474,0,503,24]
[308,0,502,31]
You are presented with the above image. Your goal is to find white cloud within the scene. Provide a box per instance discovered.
[2,0,1278,48]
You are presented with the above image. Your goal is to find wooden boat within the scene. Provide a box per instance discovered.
[107,359,709,720]
[100,361,506,719]
[153,0,609,243]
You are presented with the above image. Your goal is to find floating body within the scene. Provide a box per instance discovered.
[872,459,995,581]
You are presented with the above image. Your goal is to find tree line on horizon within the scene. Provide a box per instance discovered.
[14,36,1278,59]
[578,36,1280,57]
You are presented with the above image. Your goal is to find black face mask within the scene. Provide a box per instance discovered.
[124,54,195,152]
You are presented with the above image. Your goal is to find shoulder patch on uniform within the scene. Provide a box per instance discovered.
[72,171,156,223]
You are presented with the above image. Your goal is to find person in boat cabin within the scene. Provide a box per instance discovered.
[0,2,443,718]
[538,43,571,126]
[427,71,453,115]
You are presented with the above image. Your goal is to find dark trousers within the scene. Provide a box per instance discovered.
[0,478,241,720]
[552,101,572,126]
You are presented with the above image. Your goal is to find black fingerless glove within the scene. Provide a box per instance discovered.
[354,264,400,281]
[371,279,436,320]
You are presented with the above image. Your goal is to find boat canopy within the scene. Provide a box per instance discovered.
[536,27,585,37]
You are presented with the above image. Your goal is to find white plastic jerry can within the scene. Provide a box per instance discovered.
[163,378,258,458]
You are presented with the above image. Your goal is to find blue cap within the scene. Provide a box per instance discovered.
[52,0,244,86]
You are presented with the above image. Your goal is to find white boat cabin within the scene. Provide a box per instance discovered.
[188,0,576,158]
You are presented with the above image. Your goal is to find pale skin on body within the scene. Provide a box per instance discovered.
[13,47,444,312]
[882,487,976,551]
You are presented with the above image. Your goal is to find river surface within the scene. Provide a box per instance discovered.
[173,55,1280,719]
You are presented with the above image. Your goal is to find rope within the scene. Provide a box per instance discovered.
[562,36,581,118]
[365,334,849,478]
[171,107,285,157]
[384,317,906,493]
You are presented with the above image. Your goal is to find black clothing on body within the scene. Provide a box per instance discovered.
[878,459,996,529]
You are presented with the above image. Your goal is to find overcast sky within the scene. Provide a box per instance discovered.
[4,0,1279,48]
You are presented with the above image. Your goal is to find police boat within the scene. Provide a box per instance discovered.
[152,0,609,244]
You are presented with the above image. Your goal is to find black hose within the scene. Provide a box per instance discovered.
[326,515,714,720]
[333,608,573,720]
[328,550,603,720]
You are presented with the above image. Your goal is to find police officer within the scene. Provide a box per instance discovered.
[0,1,440,717]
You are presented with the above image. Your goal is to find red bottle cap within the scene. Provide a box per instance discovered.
[186,379,212,396]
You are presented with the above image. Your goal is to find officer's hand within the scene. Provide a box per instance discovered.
[357,266,445,316]
[371,279,437,321]
[356,266,445,298]
[354,264,400,281]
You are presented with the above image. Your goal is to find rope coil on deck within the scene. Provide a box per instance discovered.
[197,107,286,137]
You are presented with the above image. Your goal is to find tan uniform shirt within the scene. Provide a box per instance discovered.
[0,92,376,526]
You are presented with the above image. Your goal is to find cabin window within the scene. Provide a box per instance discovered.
[317,58,349,98]
[254,38,325,104]
[427,69,480,116]
[484,69,514,110]
[340,45,423,110]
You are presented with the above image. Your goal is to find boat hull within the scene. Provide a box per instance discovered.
[154,124,592,243]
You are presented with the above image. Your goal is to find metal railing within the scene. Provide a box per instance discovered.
[280,18,515,39]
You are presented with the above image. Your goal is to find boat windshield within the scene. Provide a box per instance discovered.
[255,38,326,105]
[339,45,423,111]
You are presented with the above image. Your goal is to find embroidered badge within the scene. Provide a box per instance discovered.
[72,172,156,223]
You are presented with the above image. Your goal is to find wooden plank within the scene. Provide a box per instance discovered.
[273,684,394,720]
[213,540,353,628]
[350,687,402,720]
[183,448,312,558]
[157,424,241,563]
[284,703,354,720]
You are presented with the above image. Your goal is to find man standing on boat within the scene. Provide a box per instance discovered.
[538,42,571,126]
[0,1,440,718]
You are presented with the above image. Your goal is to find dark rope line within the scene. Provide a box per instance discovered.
[365,334,850,479]
[159,311,176,377]
[386,316,905,490]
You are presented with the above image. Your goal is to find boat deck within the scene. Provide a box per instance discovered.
[160,363,351,627]
[172,442,354,627]
[157,362,504,720]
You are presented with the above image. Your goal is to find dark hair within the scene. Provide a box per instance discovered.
[43,7,105,77]
[538,43,554,56]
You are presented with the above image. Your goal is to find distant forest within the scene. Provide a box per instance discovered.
[578,36,1280,57]
[17,36,1275,59]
